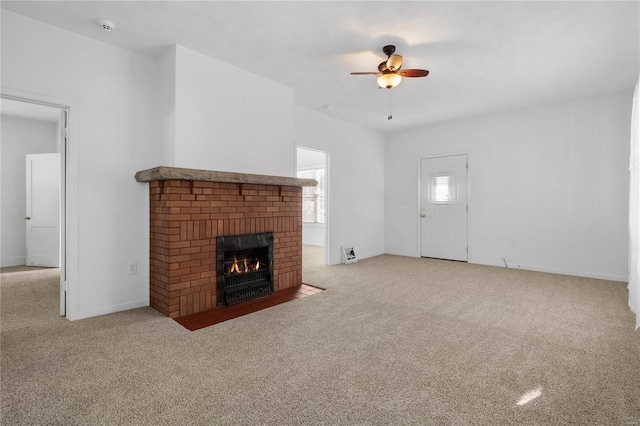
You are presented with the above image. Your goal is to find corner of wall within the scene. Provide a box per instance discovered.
[159,45,177,167]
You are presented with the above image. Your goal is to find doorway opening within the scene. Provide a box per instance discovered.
[296,147,328,266]
[1,95,68,317]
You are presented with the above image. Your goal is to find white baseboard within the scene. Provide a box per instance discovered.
[384,251,419,258]
[356,250,385,260]
[377,254,627,282]
[470,258,627,282]
[75,300,149,321]
[329,249,386,265]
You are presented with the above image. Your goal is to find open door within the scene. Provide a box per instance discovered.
[25,153,61,268]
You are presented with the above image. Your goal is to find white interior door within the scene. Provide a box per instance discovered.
[26,153,61,267]
[420,154,468,261]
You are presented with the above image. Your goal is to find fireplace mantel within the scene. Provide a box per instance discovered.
[135,166,317,188]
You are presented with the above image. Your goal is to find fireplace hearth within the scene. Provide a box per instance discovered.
[217,232,273,306]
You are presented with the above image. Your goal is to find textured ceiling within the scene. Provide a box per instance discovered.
[2,1,639,133]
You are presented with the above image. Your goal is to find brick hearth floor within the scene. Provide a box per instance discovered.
[174,284,324,331]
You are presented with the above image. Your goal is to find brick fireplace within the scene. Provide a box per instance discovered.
[135,167,317,318]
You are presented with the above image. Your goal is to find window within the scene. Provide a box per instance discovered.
[297,168,325,223]
[431,174,455,204]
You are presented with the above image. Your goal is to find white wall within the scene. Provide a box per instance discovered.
[295,107,386,264]
[1,115,57,267]
[171,45,295,177]
[386,91,632,281]
[2,10,163,319]
[158,46,177,167]
[302,224,324,246]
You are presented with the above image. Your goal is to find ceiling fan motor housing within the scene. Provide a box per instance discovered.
[382,45,396,56]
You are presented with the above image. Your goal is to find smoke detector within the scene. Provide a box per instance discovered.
[97,19,115,32]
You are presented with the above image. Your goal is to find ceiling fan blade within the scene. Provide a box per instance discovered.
[386,54,403,72]
[398,69,429,78]
[350,72,383,75]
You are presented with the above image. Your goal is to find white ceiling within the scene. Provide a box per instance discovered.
[2,1,638,133]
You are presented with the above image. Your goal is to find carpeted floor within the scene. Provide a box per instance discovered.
[302,244,325,269]
[2,255,639,425]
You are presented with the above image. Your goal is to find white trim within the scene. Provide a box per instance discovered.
[385,250,419,258]
[353,250,386,261]
[381,253,627,282]
[303,222,324,228]
[1,87,79,320]
[470,258,628,282]
[415,158,421,257]
[76,300,149,320]
[324,151,330,266]
[297,165,325,172]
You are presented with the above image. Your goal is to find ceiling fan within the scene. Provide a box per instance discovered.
[351,45,429,89]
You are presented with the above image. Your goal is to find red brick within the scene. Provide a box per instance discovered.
[193,181,219,188]
[147,178,303,317]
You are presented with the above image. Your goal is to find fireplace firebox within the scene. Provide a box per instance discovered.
[217,232,274,306]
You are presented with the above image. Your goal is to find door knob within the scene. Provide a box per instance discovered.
[25,217,31,220]
[420,214,426,218]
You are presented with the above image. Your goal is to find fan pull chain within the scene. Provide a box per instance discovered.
[388,90,393,120]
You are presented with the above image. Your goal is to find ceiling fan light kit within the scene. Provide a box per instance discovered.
[351,44,429,119]
[377,73,402,89]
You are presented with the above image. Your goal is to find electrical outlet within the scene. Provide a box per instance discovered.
[128,262,137,275]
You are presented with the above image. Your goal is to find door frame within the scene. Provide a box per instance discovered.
[295,146,330,265]
[1,88,77,319]
[417,152,471,260]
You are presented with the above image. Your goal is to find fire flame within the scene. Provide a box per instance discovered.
[230,255,240,274]
[228,256,262,274]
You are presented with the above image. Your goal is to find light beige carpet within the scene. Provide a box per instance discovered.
[302,244,325,269]
[2,257,639,425]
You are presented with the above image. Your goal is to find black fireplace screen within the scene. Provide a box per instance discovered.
[216,232,273,306]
